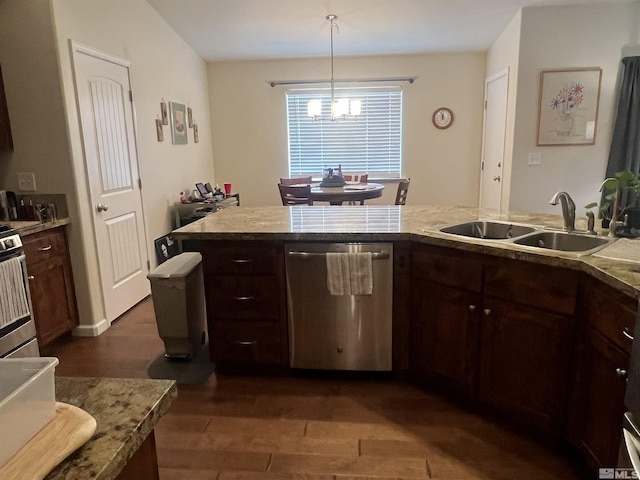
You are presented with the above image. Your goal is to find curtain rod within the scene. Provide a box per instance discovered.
[268,77,416,87]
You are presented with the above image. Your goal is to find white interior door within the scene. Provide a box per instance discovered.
[72,45,150,322]
[479,69,509,210]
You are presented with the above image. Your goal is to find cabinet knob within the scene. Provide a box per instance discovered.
[468,305,476,312]
[27,275,34,281]
[483,308,491,316]
[616,368,628,378]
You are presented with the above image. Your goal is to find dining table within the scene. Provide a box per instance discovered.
[296,182,385,205]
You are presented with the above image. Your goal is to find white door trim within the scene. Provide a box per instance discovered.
[479,67,509,211]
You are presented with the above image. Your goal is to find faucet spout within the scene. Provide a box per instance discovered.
[549,191,576,232]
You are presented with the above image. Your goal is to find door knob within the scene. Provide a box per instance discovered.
[493,176,501,182]
[96,204,109,212]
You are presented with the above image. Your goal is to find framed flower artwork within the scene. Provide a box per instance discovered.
[536,68,602,146]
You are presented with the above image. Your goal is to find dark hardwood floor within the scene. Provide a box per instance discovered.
[44,297,588,480]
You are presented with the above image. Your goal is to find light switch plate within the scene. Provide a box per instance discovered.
[17,172,36,191]
[528,152,542,166]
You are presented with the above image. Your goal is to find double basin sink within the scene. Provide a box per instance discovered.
[439,220,615,255]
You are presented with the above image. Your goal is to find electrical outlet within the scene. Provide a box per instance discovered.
[17,172,36,191]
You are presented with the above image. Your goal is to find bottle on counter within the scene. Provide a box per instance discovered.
[180,191,188,203]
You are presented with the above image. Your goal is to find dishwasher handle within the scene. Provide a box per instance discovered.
[287,251,390,260]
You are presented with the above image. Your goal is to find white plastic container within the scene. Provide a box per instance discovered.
[0,357,58,467]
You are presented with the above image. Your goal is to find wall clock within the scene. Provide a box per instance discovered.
[432,107,453,129]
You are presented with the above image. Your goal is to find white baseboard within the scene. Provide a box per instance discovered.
[72,318,110,337]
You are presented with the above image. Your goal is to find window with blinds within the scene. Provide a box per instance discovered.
[286,88,403,178]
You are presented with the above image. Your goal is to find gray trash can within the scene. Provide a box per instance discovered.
[147,252,206,359]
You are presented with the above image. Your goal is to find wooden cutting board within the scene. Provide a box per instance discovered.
[0,402,97,480]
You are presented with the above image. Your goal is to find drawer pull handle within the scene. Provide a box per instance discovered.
[617,368,628,378]
[624,327,634,341]
[38,245,52,252]
[234,296,255,302]
[237,341,255,346]
[232,259,252,264]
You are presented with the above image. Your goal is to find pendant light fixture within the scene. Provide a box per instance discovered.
[307,14,361,121]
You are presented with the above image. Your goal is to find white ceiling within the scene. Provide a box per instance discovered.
[145,0,635,62]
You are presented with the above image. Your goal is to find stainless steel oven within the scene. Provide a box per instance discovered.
[0,225,38,358]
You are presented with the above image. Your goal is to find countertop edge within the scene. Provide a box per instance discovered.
[47,377,177,480]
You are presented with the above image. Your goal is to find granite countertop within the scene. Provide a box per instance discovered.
[7,217,71,236]
[171,205,640,298]
[46,377,176,480]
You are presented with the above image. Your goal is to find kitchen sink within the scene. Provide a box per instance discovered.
[512,231,615,254]
[439,221,537,240]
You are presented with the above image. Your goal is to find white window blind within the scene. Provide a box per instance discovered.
[286,88,402,177]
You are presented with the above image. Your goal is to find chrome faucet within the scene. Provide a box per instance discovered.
[549,191,576,232]
[599,178,626,237]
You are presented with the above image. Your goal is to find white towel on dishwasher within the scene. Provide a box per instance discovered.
[326,252,373,296]
[0,257,30,329]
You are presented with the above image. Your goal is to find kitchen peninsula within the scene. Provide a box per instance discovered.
[173,205,640,474]
[46,377,176,480]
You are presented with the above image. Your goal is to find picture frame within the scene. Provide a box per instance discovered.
[536,67,602,146]
[169,101,188,145]
[187,107,193,128]
[193,123,199,143]
[160,100,168,125]
[155,118,163,142]
[154,235,179,264]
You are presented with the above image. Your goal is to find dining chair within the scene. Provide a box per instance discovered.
[343,174,368,183]
[395,178,410,205]
[278,184,313,205]
[279,176,312,186]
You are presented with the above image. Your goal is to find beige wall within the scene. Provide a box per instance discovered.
[509,3,639,216]
[207,53,486,207]
[0,0,215,333]
[50,0,215,333]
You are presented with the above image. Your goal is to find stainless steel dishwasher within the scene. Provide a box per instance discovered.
[285,242,393,371]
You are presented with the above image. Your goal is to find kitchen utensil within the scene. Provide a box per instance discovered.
[6,192,17,220]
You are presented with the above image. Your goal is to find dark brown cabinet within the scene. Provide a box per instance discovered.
[479,259,578,432]
[479,297,575,431]
[0,65,13,151]
[409,244,578,433]
[202,241,288,369]
[409,244,483,393]
[569,278,635,472]
[23,227,78,346]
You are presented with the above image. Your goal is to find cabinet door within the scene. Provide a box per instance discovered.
[479,297,575,432]
[574,327,629,471]
[410,278,481,393]
[28,256,78,346]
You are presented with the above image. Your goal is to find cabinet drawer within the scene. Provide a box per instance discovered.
[203,243,280,275]
[208,276,281,319]
[22,228,66,265]
[484,259,578,316]
[585,278,636,354]
[411,244,483,293]
[211,322,284,364]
